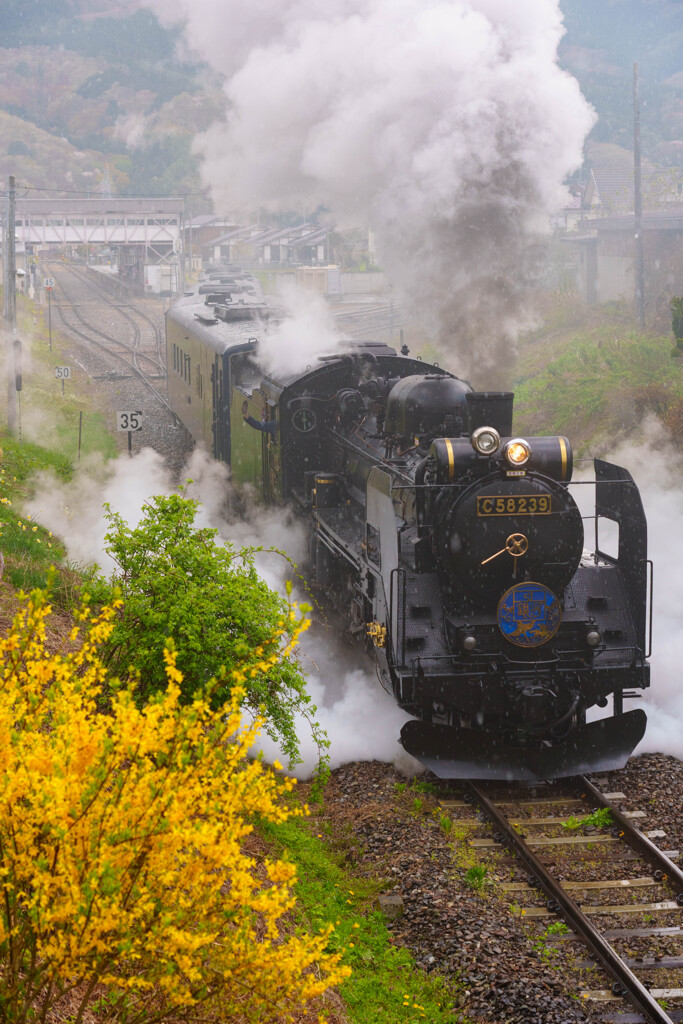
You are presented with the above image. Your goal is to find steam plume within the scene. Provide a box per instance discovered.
[147,0,594,376]
[602,422,683,762]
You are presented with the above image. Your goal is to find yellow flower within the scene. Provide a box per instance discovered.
[0,589,344,1022]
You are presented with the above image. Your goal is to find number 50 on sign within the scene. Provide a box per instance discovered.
[117,411,142,431]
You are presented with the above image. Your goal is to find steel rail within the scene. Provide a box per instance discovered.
[46,264,163,376]
[467,781,676,1024]
[65,263,165,371]
[580,775,683,898]
[47,275,173,415]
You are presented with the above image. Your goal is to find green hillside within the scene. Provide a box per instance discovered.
[513,298,683,453]
[0,3,220,202]
[559,0,683,164]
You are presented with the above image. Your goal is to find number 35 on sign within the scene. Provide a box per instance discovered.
[117,411,142,431]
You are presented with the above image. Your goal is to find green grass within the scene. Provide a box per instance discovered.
[464,865,488,890]
[562,808,613,831]
[2,292,117,463]
[258,813,470,1024]
[513,303,683,451]
[0,431,76,598]
[0,290,118,599]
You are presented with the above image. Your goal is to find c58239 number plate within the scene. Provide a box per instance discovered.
[477,495,552,516]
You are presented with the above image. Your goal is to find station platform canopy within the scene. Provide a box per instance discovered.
[15,197,185,258]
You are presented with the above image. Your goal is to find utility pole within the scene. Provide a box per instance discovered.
[4,175,16,332]
[4,175,18,434]
[634,63,646,332]
[188,211,193,280]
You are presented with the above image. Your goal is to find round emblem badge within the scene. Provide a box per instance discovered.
[497,582,561,648]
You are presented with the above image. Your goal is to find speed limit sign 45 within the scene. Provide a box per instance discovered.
[117,411,142,431]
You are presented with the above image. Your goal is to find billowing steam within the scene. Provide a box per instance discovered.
[600,422,683,762]
[259,288,346,377]
[147,0,594,377]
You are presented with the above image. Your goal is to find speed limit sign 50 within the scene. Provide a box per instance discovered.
[117,411,142,431]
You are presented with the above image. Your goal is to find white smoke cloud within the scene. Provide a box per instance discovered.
[113,112,149,150]
[254,657,422,778]
[259,287,347,377]
[600,421,683,761]
[145,0,594,377]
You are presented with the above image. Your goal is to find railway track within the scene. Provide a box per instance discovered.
[42,261,171,413]
[334,300,406,339]
[440,778,683,1023]
[66,262,166,369]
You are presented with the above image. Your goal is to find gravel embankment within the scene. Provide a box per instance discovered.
[310,754,683,1024]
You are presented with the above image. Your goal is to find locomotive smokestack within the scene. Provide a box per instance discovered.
[466,392,514,438]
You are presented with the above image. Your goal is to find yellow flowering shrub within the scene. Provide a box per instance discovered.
[0,590,350,1023]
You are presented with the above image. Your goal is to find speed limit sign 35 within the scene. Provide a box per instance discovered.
[117,411,143,432]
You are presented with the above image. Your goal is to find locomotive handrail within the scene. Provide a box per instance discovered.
[646,558,654,659]
[389,568,407,666]
[326,427,415,485]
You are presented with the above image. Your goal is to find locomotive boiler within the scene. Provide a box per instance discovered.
[167,297,651,781]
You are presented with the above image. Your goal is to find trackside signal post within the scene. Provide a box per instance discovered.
[44,279,55,350]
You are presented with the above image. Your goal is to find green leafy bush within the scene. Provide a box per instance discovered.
[89,491,328,772]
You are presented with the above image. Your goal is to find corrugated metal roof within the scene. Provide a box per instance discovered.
[584,166,683,213]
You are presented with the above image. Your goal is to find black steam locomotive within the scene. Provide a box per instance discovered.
[167,294,651,781]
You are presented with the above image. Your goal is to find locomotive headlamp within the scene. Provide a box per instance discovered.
[504,438,531,467]
[471,426,501,455]
[462,635,478,652]
[586,630,602,648]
